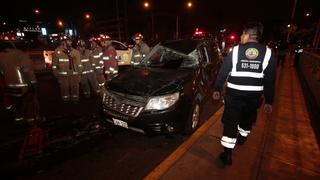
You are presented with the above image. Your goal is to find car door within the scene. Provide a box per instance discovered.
[112,41,132,66]
[198,44,215,96]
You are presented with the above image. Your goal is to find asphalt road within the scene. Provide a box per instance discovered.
[1,64,222,179]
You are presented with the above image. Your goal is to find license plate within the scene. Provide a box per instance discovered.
[112,118,128,129]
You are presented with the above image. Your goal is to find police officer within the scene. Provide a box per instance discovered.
[294,41,303,67]
[131,33,150,65]
[0,40,39,121]
[89,36,105,90]
[212,22,276,165]
[100,34,118,81]
[52,34,82,102]
[77,39,100,98]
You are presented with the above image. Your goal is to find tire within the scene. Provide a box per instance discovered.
[184,100,201,135]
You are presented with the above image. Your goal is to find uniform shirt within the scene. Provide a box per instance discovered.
[213,42,276,104]
[52,46,82,76]
[0,48,36,87]
[102,46,118,74]
[131,41,150,64]
[79,49,94,74]
[90,46,103,71]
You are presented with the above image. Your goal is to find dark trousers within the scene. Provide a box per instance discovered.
[9,88,39,121]
[294,54,301,67]
[221,94,261,148]
[80,73,100,97]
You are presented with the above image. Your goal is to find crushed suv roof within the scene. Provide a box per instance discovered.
[161,39,201,54]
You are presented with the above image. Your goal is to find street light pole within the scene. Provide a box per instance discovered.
[116,0,122,41]
[175,15,179,39]
[287,0,297,42]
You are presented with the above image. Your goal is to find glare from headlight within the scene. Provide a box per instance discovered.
[145,92,179,110]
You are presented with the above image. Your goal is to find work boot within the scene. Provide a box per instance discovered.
[237,134,247,145]
[219,147,232,165]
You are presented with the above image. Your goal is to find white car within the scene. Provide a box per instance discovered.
[112,40,132,66]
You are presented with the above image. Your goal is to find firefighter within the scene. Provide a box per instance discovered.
[212,22,276,165]
[89,36,105,90]
[77,39,100,98]
[131,33,150,65]
[100,34,118,81]
[0,40,39,121]
[52,34,82,102]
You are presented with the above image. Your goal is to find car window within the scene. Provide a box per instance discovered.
[198,46,210,65]
[144,46,198,69]
[112,41,127,50]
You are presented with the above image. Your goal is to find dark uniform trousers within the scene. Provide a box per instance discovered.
[58,75,80,101]
[80,73,99,97]
[222,94,261,140]
[9,87,39,121]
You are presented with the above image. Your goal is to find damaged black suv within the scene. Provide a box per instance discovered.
[102,39,222,134]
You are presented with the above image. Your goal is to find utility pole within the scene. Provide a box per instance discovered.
[287,0,297,43]
[116,0,121,41]
[175,15,179,39]
[124,0,128,42]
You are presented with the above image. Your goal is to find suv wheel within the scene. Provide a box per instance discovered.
[184,100,201,135]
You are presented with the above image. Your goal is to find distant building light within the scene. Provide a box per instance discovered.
[2,22,6,25]
[41,28,47,36]
[22,32,25,36]
[51,34,58,37]
[17,32,22,37]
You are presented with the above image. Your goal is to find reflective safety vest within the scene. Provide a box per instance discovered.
[227,45,272,91]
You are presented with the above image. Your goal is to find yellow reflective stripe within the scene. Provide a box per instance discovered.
[81,59,90,62]
[7,83,28,87]
[59,59,69,62]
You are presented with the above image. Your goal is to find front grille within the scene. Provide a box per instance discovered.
[103,93,144,118]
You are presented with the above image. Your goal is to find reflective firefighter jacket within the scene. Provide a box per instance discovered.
[90,47,103,73]
[102,46,118,75]
[79,49,94,74]
[52,46,82,76]
[131,41,150,64]
[0,48,36,96]
[213,42,276,104]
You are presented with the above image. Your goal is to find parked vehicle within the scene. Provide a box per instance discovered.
[102,39,222,134]
[112,40,133,66]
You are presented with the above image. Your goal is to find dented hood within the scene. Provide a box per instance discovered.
[107,67,191,96]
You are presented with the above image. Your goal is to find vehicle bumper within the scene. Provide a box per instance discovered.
[103,100,190,134]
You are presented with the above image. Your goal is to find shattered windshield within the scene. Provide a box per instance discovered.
[142,45,199,69]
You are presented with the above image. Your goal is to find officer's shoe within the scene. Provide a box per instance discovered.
[219,148,232,165]
[237,134,247,145]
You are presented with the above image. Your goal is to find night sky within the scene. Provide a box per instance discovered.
[1,0,319,40]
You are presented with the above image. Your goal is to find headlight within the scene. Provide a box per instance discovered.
[145,92,179,110]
